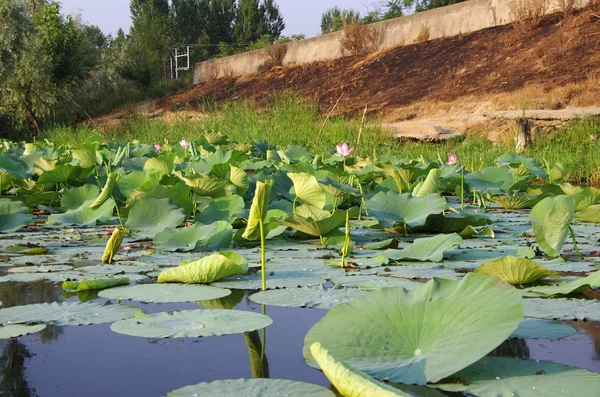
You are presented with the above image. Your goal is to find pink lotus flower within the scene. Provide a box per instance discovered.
[336,142,355,157]
[180,139,190,149]
[154,143,161,151]
[447,154,459,165]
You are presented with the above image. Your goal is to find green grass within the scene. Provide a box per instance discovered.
[45,95,600,184]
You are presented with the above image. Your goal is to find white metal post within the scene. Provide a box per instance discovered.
[175,48,179,80]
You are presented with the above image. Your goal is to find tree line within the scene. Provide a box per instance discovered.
[0,0,285,138]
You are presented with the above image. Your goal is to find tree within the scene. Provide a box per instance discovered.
[234,0,262,43]
[259,0,284,39]
[171,0,209,44]
[321,7,360,34]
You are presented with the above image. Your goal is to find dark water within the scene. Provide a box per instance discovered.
[0,281,599,397]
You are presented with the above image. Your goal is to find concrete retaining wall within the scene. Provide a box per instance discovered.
[194,0,589,84]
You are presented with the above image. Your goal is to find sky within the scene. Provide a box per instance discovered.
[58,0,381,39]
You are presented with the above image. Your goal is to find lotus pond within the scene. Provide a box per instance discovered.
[1,136,600,396]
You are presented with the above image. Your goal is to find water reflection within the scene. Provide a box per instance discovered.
[244,305,269,378]
[0,339,37,397]
[488,338,530,360]
[575,321,600,360]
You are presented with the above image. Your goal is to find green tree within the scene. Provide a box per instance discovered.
[321,7,360,34]
[234,0,262,43]
[259,0,284,39]
[204,0,237,53]
[171,0,209,44]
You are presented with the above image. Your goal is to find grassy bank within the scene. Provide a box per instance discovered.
[46,96,600,184]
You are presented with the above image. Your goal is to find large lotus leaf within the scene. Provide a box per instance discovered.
[383,233,463,262]
[71,143,98,168]
[303,273,523,385]
[526,270,600,296]
[280,206,358,238]
[464,166,515,194]
[531,196,576,257]
[575,204,600,223]
[412,168,441,198]
[9,265,73,273]
[196,195,245,224]
[310,342,410,397]
[229,165,249,195]
[154,221,232,251]
[474,256,559,285]
[99,284,230,303]
[0,324,46,339]
[79,263,157,275]
[37,164,76,184]
[174,171,233,197]
[523,298,600,321]
[436,357,600,396]
[47,198,114,226]
[495,152,547,179]
[212,272,327,290]
[572,187,600,211]
[365,192,447,228]
[249,285,366,309]
[63,277,130,292]
[510,318,576,340]
[157,252,248,284]
[119,170,162,197]
[331,275,420,291]
[242,180,273,241]
[289,172,326,209]
[490,194,536,210]
[125,198,186,237]
[61,184,100,210]
[166,378,333,397]
[0,301,139,326]
[0,154,31,180]
[237,209,287,241]
[110,309,272,338]
[143,154,174,176]
[0,199,32,233]
[319,178,359,199]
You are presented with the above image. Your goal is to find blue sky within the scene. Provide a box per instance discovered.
[59,0,381,38]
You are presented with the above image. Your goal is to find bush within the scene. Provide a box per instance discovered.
[339,20,379,56]
[260,42,288,71]
[509,0,549,33]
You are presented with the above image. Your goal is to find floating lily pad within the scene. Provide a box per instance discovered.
[436,357,600,396]
[0,324,46,339]
[510,318,576,339]
[383,234,463,262]
[153,221,233,252]
[0,199,33,233]
[78,263,157,275]
[474,256,559,285]
[110,309,272,338]
[99,284,231,303]
[330,275,420,291]
[526,270,600,296]
[0,301,139,326]
[365,192,447,229]
[523,298,600,321]
[166,378,334,397]
[9,265,73,273]
[304,273,523,385]
[250,285,365,309]
[125,198,186,237]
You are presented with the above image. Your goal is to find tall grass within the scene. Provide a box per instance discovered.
[45,96,600,184]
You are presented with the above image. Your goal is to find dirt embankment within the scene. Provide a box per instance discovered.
[97,7,600,130]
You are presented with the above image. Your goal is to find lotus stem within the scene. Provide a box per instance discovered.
[261,306,267,361]
[112,195,125,230]
[569,226,582,257]
[460,165,465,210]
[341,210,350,268]
[259,220,267,291]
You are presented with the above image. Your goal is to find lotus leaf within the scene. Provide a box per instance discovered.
[310,342,410,397]
[196,195,245,224]
[250,285,366,309]
[110,309,272,338]
[0,301,139,326]
[0,199,32,233]
[61,184,100,210]
[330,275,420,291]
[464,166,515,194]
[143,155,174,176]
[79,263,157,275]
[474,256,559,285]
[575,204,600,223]
[125,198,186,237]
[154,221,233,251]
[412,168,441,198]
[174,171,233,197]
[157,252,248,284]
[288,172,326,209]
[436,357,600,396]
[9,265,72,273]
[526,270,600,296]
[242,180,273,240]
[62,277,130,292]
[99,284,230,303]
[365,192,447,228]
[304,273,523,385]
[523,298,600,320]
[47,198,114,226]
[0,324,46,339]
[510,318,576,339]
[280,206,359,241]
[490,194,535,209]
[383,233,463,262]
[229,165,249,195]
[166,378,333,397]
[531,195,576,257]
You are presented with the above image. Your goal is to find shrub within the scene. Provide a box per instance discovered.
[260,42,288,71]
[415,24,431,43]
[339,20,379,56]
[508,0,549,33]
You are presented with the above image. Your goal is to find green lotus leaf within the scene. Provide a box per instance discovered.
[289,172,326,209]
[118,170,162,197]
[330,275,420,291]
[383,233,463,262]
[237,209,287,241]
[99,283,230,303]
[490,194,535,209]
[125,198,186,237]
[0,199,32,233]
[510,318,576,339]
[174,171,233,197]
[61,277,130,292]
[0,154,31,180]
[523,298,600,321]
[362,238,399,250]
[319,178,359,199]
[365,192,447,229]
[571,186,600,211]
[37,164,76,184]
[436,357,600,396]
[474,256,559,285]
[110,309,272,338]
[459,225,495,239]
[526,270,600,296]
[143,154,174,176]
[89,172,119,210]
[531,195,576,257]
[242,180,273,241]
[196,195,245,224]
[47,198,114,226]
[61,184,100,210]
[496,153,547,179]
[0,324,46,339]
[412,168,441,198]
[310,342,410,397]
[249,285,366,309]
[464,166,515,194]
[575,204,600,223]
[154,221,232,251]
[280,206,359,240]
[157,252,248,284]
[229,165,249,195]
[79,263,157,275]
[165,378,333,397]
[71,143,98,168]
[9,265,72,273]
[0,301,139,326]
[303,273,523,385]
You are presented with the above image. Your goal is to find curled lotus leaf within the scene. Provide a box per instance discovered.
[474,256,559,285]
